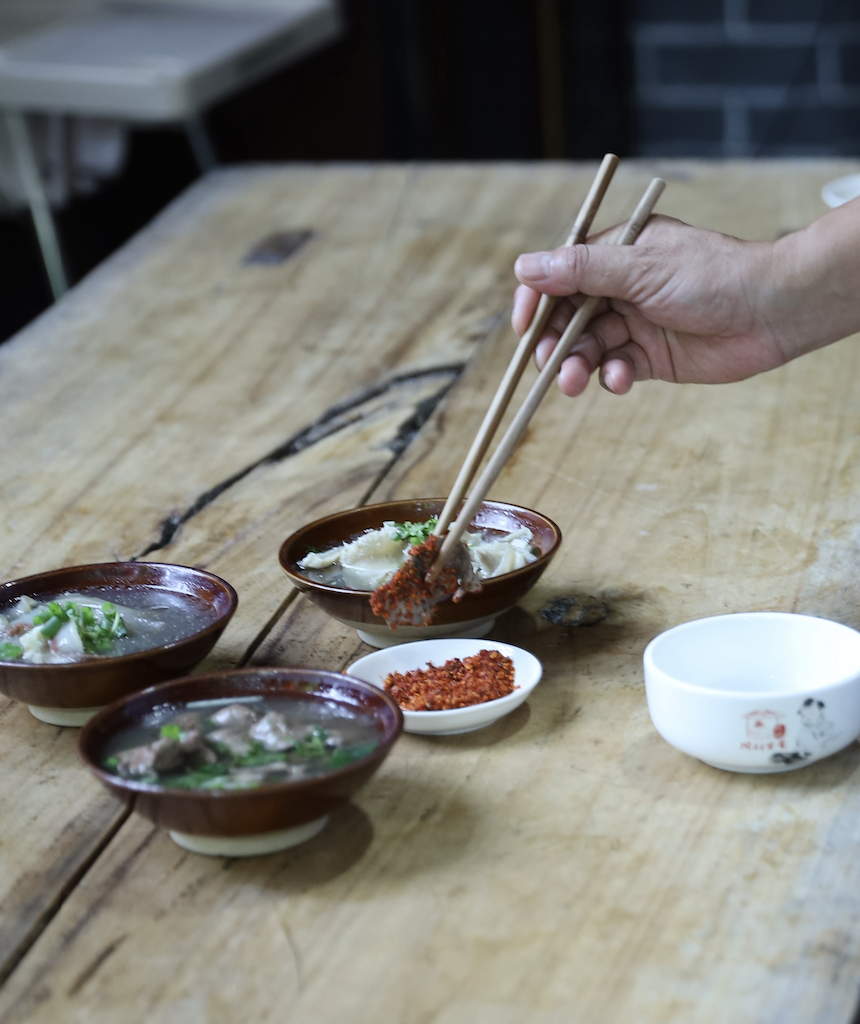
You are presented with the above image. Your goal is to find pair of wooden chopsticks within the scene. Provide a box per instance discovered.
[428,159,665,580]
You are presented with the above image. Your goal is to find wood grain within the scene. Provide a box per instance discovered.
[2,161,860,1023]
[0,161,614,992]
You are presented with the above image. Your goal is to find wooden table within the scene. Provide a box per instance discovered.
[1,160,860,1024]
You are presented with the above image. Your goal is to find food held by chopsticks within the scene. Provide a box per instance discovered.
[384,648,515,711]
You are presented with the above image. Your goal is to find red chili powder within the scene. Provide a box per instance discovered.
[384,648,515,711]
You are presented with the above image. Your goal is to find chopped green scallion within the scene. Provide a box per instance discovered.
[47,602,69,623]
[40,615,64,639]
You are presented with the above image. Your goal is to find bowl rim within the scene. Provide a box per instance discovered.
[821,173,860,208]
[278,497,562,596]
[0,562,238,669]
[644,611,860,700]
[77,666,404,799]
[348,638,543,719]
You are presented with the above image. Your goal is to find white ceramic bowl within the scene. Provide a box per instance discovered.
[348,638,542,736]
[644,612,860,773]
[821,174,860,208]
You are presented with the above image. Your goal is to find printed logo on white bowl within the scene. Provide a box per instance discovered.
[741,709,787,753]
[737,698,841,768]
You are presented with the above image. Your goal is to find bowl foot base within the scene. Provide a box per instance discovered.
[423,722,491,736]
[168,815,329,857]
[700,759,811,774]
[28,704,103,726]
[357,617,496,649]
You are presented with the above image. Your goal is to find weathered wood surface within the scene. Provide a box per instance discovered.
[2,160,860,1023]
[0,161,613,989]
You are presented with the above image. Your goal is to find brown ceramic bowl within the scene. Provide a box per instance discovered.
[0,562,237,725]
[279,498,561,647]
[77,667,403,856]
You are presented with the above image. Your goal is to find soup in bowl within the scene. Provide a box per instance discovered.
[78,667,403,856]
[0,562,237,725]
[279,498,561,647]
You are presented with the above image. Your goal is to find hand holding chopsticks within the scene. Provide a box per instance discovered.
[429,172,666,580]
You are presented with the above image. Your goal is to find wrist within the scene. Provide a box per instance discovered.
[769,203,860,357]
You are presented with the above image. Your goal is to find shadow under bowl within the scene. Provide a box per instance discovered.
[77,667,403,856]
[0,562,238,725]
[279,498,561,647]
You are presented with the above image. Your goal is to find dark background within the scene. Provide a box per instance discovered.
[3,0,860,343]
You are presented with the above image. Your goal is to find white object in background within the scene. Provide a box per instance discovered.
[0,115,128,210]
[821,174,860,208]
[0,2,340,120]
[348,639,543,737]
[643,612,860,773]
[0,0,341,298]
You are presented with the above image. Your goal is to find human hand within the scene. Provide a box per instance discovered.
[512,215,791,396]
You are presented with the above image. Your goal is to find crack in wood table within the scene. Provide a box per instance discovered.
[1,160,860,1024]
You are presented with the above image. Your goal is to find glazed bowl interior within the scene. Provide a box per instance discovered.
[0,562,238,712]
[646,613,860,696]
[77,668,403,837]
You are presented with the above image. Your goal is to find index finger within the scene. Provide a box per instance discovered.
[511,283,540,336]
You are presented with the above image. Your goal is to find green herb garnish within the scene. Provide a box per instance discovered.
[329,741,377,769]
[48,601,69,622]
[160,723,183,741]
[294,726,328,758]
[0,642,22,660]
[159,763,231,789]
[234,741,288,768]
[63,601,129,654]
[392,517,437,546]
[39,615,64,639]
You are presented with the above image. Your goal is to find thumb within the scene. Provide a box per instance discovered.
[514,242,654,303]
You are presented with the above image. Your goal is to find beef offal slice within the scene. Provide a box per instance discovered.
[370,534,482,628]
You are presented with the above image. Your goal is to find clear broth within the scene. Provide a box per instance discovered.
[0,586,217,663]
[102,694,381,789]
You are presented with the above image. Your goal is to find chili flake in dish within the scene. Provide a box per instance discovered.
[383,648,515,711]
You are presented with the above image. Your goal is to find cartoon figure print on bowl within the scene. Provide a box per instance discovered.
[748,697,840,768]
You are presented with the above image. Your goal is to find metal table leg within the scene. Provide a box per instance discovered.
[184,114,217,174]
[5,109,68,300]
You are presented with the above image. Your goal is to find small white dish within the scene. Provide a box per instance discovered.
[644,612,860,773]
[821,174,860,208]
[348,638,542,735]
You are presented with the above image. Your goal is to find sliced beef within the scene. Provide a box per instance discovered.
[208,728,253,757]
[209,703,259,729]
[249,712,296,752]
[116,737,183,778]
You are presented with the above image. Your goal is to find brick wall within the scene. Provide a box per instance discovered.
[630,0,860,156]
